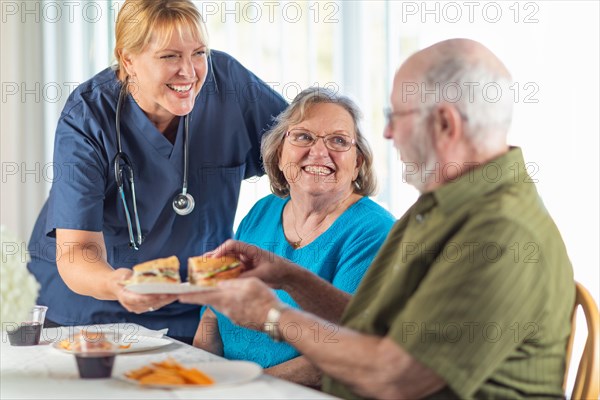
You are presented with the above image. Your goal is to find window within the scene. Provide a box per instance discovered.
[28,0,598,313]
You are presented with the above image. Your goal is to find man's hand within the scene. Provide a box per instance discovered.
[179,278,278,329]
[210,239,351,322]
[211,239,299,290]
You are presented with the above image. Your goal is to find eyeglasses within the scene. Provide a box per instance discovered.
[384,107,421,129]
[384,106,469,129]
[286,129,356,152]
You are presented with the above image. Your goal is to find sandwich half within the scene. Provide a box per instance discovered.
[130,256,181,284]
[188,255,242,286]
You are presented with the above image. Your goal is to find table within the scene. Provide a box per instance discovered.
[1,324,337,399]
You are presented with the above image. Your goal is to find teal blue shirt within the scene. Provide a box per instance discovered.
[212,194,395,367]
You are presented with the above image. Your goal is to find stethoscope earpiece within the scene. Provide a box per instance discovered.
[172,192,195,216]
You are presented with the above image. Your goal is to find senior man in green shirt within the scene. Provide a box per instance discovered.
[179,38,574,399]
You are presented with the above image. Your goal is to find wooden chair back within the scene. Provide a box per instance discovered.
[563,281,599,399]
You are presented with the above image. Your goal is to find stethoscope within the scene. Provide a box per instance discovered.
[113,84,195,250]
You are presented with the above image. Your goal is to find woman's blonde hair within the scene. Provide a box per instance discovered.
[261,87,377,198]
[114,0,209,82]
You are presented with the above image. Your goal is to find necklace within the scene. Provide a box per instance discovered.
[288,192,355,249]
[290,202,329,249]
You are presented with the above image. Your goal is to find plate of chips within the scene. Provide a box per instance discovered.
[119,358,262,388]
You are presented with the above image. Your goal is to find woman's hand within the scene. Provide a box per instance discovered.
[110,268,177,314]
[193,308,223,355]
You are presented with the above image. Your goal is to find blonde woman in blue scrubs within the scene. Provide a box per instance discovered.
[27,0,286,344]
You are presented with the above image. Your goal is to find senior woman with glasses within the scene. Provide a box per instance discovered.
[193,87,395,386]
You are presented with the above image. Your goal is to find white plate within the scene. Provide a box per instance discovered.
[119,361,262,389]
[52,335,172,354]
[124,282,215,294]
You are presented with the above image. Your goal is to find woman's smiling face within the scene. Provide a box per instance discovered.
[123,30,208,121]
[279,102,362,198]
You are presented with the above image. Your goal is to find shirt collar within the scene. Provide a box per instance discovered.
[430,147,526,215]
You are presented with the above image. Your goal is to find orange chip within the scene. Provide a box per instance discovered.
[125,358,214,386]
[153,359,183,370]
[125,366,154,380]
[179,368,214,385]
[59,340,72,350]
[139,372,186,385]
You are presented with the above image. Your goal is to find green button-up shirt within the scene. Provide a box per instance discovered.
[322,148,574,399]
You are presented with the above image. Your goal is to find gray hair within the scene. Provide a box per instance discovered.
[261,87,377,198]
[420,57,514,153]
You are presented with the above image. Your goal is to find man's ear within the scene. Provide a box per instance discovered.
[432,104,464,150]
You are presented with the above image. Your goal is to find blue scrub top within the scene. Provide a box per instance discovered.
[27,50,287,338]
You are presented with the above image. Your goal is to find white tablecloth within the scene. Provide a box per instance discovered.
[1,324,337,399]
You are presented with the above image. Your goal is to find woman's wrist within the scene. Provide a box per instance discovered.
[103,268,130,300]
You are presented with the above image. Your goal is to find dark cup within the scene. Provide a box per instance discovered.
[7,322,43,346]
[72,331,118,378]
[7,305,47,346]
[75,352,116,379]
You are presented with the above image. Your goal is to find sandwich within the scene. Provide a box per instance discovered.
[187,255,242,286]
[130,256,181,284]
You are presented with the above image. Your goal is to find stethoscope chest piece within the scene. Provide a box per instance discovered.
[173,192,195,215]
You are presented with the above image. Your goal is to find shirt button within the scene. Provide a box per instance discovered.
[415,214,424,223]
